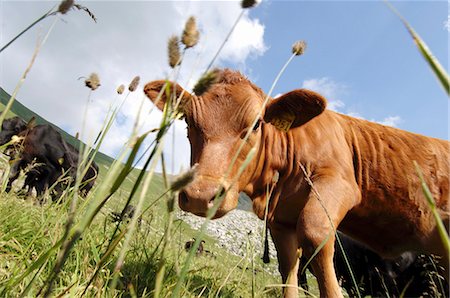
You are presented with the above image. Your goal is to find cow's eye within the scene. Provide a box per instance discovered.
[252,119,261,131]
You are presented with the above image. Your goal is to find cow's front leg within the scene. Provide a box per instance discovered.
[270,223,301,298]
[298,177,359,298]
[300,227,341,298]
[6,159,24,193]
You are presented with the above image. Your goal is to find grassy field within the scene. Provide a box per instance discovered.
[0,149,283,297]
[0,94,287,297]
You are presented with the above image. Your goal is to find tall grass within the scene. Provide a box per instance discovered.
[1,1,448,298]
[0,1,284,297]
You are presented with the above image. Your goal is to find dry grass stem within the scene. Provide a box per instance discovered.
[85,73,101,90]
[168,35,182,68]
[182,16,200,48]
[299,162,362,298]
[128,76,140,92]
[193,69,220,96]
[0,18,58,126]
[0,2,95,54]
[292,40,307,56]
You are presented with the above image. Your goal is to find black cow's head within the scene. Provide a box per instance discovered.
[0,116,27,145]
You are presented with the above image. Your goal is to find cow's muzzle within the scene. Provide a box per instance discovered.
[178,179,235,218]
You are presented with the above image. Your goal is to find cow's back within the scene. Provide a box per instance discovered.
[21,125,66,165]
[333,112,449,254]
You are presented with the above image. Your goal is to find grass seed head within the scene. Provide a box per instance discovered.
[58,0,74,14]
[193,69,220,96]
[168,35,182,68]
[73,4,97,23]
[85,73,101,91]
[182,16,200,48]
[170,164,198,193]
[128,76,140,92]
[11,135,23,144]
[117,84,125,95]
[292,40,307,56]
[272,171,279,183]
[241,0,258,9]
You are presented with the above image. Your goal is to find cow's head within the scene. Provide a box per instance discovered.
[0,116,28,146]
[144,69,326,218]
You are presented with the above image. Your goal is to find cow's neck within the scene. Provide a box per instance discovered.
[244,116,332,221]
[244,123,298,219]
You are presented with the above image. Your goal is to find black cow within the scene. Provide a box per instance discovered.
[184,238,206,255]
[59,140,99,197]
[0,117,53,195]
[298,232,448,297]
[111,204,136,222]
[0,116,98,199]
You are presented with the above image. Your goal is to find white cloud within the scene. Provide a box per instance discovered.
[344,111,402,128]
[376,116,402,127]
[180,2,266,65]
[222,15,266,62]
[301,77,347,112]
[301,78,402,127]
[0,1,266,173]
[345,111,364,119]
[445,14,450,31]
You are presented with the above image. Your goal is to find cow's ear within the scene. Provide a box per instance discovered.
[144,80,193,113]
[264,89,327,131]
[26,117,36,129]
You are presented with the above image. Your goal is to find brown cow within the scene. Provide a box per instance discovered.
[144,69,449,297]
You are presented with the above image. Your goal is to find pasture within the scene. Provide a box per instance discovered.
[0,119,283,297]
[0,1,448,298]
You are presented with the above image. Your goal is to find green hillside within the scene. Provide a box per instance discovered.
[0,87,115,166]
[0,87,254,210]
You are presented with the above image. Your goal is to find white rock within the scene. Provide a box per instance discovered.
[176,209,278,273]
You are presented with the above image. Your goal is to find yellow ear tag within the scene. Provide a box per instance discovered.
[58,158,64,165]
[270,113,295,132]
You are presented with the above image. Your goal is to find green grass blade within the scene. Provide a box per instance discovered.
[110,132,150,194]
[0,8,54,53]
[82,227,128,296]
[385,1,450,96]
[8,238,64,289]
[414,161,450,254]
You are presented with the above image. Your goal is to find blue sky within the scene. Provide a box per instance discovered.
[244,1,448,139]
[1,1,448,172]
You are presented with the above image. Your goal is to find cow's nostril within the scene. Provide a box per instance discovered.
[180,191,189,205]
[218,187,226,198]
[210,187,226,204]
